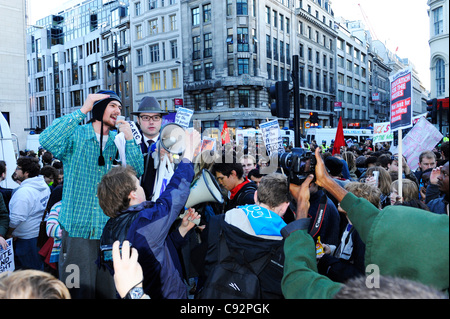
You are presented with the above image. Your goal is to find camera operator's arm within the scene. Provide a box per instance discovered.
[313,147,348,203]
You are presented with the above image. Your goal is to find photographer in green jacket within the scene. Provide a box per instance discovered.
[281,147,449,299]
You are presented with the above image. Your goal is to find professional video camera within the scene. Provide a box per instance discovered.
[278,148,316,185]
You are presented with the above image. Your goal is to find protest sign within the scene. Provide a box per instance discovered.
[400,117,443,171]
[0,238,15,273]
[390,67,413,132]
[260,119,284,155]
[174,107,194,128]
[373,121,393,144]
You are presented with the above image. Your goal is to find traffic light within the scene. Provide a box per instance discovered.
[426,98,437,124]
[309,112,319,126]
[269,81,290,118]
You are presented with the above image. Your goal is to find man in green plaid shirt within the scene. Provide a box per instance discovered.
[40,92,143,298]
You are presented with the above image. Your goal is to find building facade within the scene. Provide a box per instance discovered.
[334,18,370,128]
[428,0,449,135]
[178,0,337,137]
[26,0,130,130]
[129,0,184,117]
[1,0,29,150]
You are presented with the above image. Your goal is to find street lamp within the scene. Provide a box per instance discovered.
[107,28,126,116]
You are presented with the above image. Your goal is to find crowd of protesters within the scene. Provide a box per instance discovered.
[0,92,448,300]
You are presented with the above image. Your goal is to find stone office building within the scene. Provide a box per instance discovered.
[179,0,337,136]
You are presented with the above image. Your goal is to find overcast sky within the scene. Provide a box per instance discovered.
[28,0,432,90]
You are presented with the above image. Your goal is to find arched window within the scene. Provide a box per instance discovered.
[436,58,445,96]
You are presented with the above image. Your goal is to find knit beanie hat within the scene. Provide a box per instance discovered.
[92,90,122,166]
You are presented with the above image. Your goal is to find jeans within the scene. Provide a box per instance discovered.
[13,237,44,271]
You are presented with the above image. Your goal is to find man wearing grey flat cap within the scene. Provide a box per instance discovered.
[131,96,169,200]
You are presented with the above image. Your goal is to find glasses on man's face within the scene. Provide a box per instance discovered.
[140,115,162,122]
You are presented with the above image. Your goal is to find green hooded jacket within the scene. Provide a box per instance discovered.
[282,192,449,298]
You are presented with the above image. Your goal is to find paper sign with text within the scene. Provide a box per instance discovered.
[390,67,413,131]
[0,238,15,273]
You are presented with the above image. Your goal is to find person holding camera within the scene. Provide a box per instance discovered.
[281,147,449,298]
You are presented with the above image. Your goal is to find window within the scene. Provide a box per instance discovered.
[237,0,248,15]
[151,72,161,91]
[149,0,157,9]
[193,36,201,60]
[170,15,177,30]
[138,75,144,93]
[227,28,234,53]
[171,69,179,88]
[170,40,178,59]
[238,90,250,108]
[238,58,249,75]
[135,2,141,16]
[266,6,271,24]
[267,63,271,79]
[192,7,200,26]
[89,63,98,81]
[273,10,277,28]
[149,19,158,35]
[194,64,202,80]
[205,62,213,79]
[228,58,234,76]
[193,94,201,111]
[136,25,143,40]
[266,35,271,58]
[273,38,278,60]
[203,4,211,22]
[229,90,236,108]
[149,44,160,63]
[436,58,445,96]
[338,73,344,85]
[204,33,212,57]
[433,7,444,35]
[206,93,213,110]
[286,17,290,34]
[347,76,352,87]
[237,27,249,52]
[227,0,233,16]
[136,49,143,66]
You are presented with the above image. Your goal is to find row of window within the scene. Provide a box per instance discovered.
[136,69,179,93]
[134,0,178,16]
[135,40,178,66]
[135,14,177,40]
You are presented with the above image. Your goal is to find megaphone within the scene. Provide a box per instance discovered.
[185,169,224,209]
[160,123,186,155]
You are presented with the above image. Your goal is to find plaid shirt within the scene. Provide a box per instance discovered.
[39,110,144,239]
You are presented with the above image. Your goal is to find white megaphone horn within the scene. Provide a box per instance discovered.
[160,123,186,155]
[185,169,224,209]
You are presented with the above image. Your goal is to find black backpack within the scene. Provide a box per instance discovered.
[197,217,284,299]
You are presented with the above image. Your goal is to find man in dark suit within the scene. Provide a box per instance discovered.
[131,97,168,200]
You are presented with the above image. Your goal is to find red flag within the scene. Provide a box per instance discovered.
[221,121,230,145]
[332,117,345,155]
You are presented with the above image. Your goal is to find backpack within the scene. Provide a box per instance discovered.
[197,217,284,299]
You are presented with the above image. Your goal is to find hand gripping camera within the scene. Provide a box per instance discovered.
[278,148,316,185]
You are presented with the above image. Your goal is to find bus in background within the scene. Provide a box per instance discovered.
[306,128,373,146]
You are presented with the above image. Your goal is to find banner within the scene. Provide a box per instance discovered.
[376,113,428,145]
[390,67,413,131]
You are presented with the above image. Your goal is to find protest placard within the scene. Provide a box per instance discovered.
[390,67,413,132]
[0,238,15,273]
[260,119,284,155]
[174,107,194,128]
[400,117,443,171]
